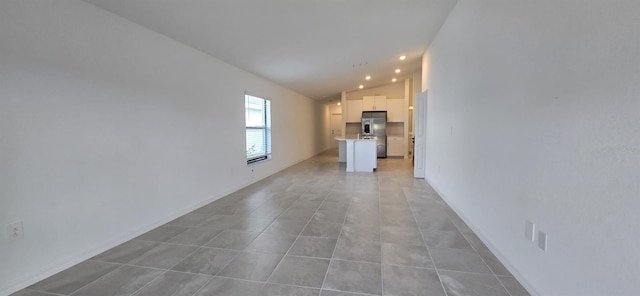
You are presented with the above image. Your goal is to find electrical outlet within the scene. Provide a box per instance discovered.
[525,220,535,242]
[538,230,548,251]
[7,221,24,241]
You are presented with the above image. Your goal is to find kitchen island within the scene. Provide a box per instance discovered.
[335,138,377,172]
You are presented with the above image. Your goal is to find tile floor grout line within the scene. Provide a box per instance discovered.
[319,181,356,293]
[439,200,514,296]
[259,182,334,291]
[18,288,67,296]
[186,276,215,296]
[127,242,223,296]
[404,186,451,296]
[63,263,126,296]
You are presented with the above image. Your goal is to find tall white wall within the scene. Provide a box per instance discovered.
[422,1,640,295]
[0,1,322,294]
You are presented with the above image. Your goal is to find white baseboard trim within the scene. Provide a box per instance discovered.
[423,176,541,296]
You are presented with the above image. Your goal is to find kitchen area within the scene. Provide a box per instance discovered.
[332,79,414,172]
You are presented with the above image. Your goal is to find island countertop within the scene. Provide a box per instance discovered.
[335,138,377,172]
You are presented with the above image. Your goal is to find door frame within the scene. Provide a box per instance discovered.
[414,91,427,178]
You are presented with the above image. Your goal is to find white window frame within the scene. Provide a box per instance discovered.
[245,94,271,164]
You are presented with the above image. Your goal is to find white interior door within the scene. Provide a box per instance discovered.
[414,91,427,178]
[330,113,342,148]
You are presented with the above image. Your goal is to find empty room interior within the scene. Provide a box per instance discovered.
[1,1,639,296]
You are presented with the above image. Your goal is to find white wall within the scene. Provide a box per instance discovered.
[0,1,322,294]
[422,1,640,295]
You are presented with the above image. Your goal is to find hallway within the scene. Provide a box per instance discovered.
[13,150,529,296]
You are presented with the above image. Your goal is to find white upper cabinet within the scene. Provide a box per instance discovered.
[362,96,387,111]
[386,98,404,122]
[346,99,363,122]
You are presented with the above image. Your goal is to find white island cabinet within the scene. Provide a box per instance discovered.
[336,138,377,172]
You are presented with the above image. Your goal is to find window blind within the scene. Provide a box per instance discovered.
[245,94,271,164]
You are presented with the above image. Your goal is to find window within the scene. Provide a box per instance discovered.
[245,94,271,164]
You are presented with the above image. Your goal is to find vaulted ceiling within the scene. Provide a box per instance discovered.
[84,0,458,100]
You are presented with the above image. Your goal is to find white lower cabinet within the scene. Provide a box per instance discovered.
[387,136,404,157]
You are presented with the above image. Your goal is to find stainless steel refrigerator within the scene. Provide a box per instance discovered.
[361,111,387,158]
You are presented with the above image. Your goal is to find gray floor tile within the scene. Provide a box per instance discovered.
[259,283,320,296]
[167,213,211,227]
[340,224,379,241]
[92,240,158,264]
[381,243,433,268]
[430,247,492,274]
[439,271,510,296]
[10,290,58,296]
[380,212,418,228]
[200,215,243,229]
[127,243,197,269]
[423,230,473,250]
[278,208,316,221]
[318,200,349,212]
[250,206,288,220]
[290,200,324,210]
[334,236,381,263]
[302,222,343,238]
[136,225,189,242]
[245,233,297,254]
[462,232,492,253]
[319,290,367,296]
[382,265,444,296]
[288,236,337,258]
[416,216,458,232]
[268,256,330,288]
[312,210,347,223]
[344,212,380,227]
[168,227,224,246]
[171,248,238,275]
[205,230,260,250]
[263,219,307,236]
[70,265,163,296]
[299,192,328,202]
[498,276,530,296]
[133,271,211,296]
[229,217,275,232]
[478,249,512,276]
[323,260,382,295]
[381,226,425,246]
[217,252,283,281]
[27,260,119,295]
[194,277,263,296]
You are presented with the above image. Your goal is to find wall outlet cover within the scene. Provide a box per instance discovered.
[538,230,548,251]
[525,220,535,242]
[7,221,24,241]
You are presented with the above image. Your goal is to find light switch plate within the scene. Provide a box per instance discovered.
[538,230,548,251]
[525,220,535,242]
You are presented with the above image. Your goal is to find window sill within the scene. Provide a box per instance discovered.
[247,155,271,166]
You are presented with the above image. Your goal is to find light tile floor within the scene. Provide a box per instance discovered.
[12,149,530,296]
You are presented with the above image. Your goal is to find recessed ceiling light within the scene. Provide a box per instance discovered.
[400,55,406,60]
[337,102,341,106]
[392,78,397,82]
[359,85,364,89]
[395,69,401,73]
[365,75,371,80]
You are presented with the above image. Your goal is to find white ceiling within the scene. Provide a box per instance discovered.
[83,0,458,100]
